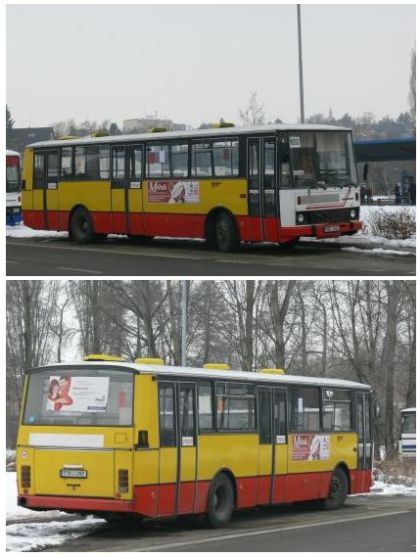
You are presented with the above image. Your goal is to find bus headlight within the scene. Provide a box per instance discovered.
[349,209,357,219]
[297,213,305,224]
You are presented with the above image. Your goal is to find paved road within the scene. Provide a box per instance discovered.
[45,495,415,552]
[6,237,416,276]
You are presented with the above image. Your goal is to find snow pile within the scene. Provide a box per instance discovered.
[6,223,67,239]
[6,473,104,551]
[370,480,416,496]
[7,517,104,552]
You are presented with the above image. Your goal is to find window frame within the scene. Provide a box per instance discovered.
[215,381,257,433]
[321,388,353,432]
[289,385,322,433]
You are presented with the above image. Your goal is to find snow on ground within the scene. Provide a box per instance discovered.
[6,473,104,551]
[6,223,67,239]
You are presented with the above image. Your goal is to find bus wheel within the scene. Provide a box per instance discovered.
[322,467,348,510]
[207,473,234,528]
[70,207,94,244]
[215,213,239,253]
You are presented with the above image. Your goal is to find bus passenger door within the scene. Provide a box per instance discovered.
[176,383,197,514]
[111,145,144,236]
[257,387,287,504]
[355,392,373,492]
[247,137,279,242]
[33,150,59,229]
[157,382,197,517]
[271,388,288,502]
[45,150,60,229]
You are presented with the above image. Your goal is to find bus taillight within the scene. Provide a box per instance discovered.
[21,465,31,488]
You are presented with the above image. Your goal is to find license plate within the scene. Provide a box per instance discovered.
[60,469,87,479]
[324,225,340,233]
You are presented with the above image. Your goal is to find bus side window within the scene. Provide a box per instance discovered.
[61,147,73,179]
[198,381,214,431]
[33,152,45,188]
[289,386,321,432]
[258,388,271,444]
[158,384,176,447]
[278,133,291,187]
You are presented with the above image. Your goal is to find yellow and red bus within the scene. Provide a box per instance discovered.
[21,124,362,252]
[16,357,374,526]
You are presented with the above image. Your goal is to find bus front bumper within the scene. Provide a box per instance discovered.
[281,220,363,242]
[18,495,133,513]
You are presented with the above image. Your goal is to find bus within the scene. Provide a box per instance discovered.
[398,408,416,457]
[6,149,23,226]
[21,124,362,252]
[16,357,374,526]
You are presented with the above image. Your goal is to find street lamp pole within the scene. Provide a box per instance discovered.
[181,281,187,367]
[297,4,305,124]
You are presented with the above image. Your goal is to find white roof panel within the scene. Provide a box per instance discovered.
[6,149,20,157]
[31,360,370,390]
[26,123,352,149]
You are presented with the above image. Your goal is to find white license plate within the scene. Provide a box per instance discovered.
[60,469,87,479]
[324,225,340,233]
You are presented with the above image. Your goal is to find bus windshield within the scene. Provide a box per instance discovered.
[6,156,21,192]
[289,131,357,188]
[401,412,416,434]
[23,368,134,426]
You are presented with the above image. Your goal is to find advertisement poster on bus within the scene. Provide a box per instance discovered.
[46,375,110,412]
[148,181,200,204]
[292,434,330,461]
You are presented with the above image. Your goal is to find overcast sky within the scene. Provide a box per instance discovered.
[7,4,416,129]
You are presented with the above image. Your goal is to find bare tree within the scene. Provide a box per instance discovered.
[239,92,265,126]
[409,46,416,131]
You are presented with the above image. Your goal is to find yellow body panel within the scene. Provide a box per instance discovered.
[128,189,142,213]
[58,182,111,212]
[179,447,196,482]
[22,149,33,191]
[111,189,126,212]
[159,448,177,483]
[197,434,259,480]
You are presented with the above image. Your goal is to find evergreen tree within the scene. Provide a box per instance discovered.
[6,105,14,131]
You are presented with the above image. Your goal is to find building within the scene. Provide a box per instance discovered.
[122,117,186,134]
[6,127,55,155]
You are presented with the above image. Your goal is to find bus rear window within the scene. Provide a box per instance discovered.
[23,369,133,426]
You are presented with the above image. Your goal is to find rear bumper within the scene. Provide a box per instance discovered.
[280,220,363,242]
[18,495,133,513]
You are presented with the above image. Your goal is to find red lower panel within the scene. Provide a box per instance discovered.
[350,469,372,494]
[272,474,288,503]
[22,210,363,244]
[237,476,258,508]
[256,476,271,505]
[178,481,196,514]
[285,472,332,503]
[143,213,206,238]
[133,485,158,517]
[22,495,132,513]
[194,481,210,513]
[157,483,176,517]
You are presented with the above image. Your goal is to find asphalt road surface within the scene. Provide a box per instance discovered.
[6,236,415,276]
[45,495,415,552]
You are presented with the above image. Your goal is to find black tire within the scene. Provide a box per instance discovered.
[70,207,94,244]
[214,213,239,253]
[207,473,234,528]
[321,467,348,510]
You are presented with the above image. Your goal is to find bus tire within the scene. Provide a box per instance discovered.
[215,212,239,253]
[70,207,94,244]
[207,473,234,528]
[321,467,348,510]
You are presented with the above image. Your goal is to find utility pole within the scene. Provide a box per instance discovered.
[181,281,187,366]
[297,4,305,123]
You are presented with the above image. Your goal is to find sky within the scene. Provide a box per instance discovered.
[6,4,416,129]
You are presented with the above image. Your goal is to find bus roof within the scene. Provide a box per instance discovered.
[27,360,371,390]
[401,407,416,413]
[6,149,20,157]
[26,124,352,149]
